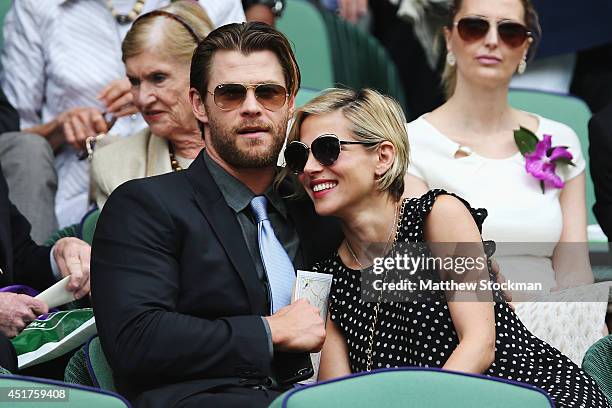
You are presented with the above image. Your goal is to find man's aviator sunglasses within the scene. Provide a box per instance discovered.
[454,17,531,48]
[207,83,289,111]
[284,134,378,174]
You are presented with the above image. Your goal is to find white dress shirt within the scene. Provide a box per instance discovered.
[1,0,245,228]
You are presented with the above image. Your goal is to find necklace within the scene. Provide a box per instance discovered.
[168,143,183,172]
[344,201,404,372]
[106,0,146,25]
[344,203,399,270]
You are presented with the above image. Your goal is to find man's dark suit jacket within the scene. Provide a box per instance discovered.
[589,101,612,241]
[91,151,343,407]
[0,165,52,290]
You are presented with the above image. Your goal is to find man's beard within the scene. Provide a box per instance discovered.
[207,115,288,169]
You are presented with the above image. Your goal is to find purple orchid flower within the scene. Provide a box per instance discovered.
[524,134,573,190]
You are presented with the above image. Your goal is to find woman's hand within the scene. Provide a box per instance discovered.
[97,78,139,118]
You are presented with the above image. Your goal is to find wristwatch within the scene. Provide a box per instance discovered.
[242,0,285,17]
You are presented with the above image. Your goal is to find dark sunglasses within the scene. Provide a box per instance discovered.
[207,83,289,111]
[284,134,378,174]
[455,17,531,48]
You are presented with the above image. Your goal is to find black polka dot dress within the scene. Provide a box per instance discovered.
[316,189,610,408]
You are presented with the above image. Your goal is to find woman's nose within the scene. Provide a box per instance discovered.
[303,149,323,174]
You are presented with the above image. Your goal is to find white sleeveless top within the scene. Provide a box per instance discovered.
[406,115,586,293]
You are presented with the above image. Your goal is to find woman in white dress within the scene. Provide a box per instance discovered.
[405,0,605,362]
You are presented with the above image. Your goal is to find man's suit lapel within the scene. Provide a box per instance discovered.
[185,153,265,314]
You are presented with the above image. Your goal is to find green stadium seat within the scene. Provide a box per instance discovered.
[277,0,334,90]
[295,87,321,108]
[0,373,130,407]
[65,336,117,393]
[582,334,612,405]
[269,368,553,408]
[79,209,101,245]
[319,8,407,113]
[44,224,80,246]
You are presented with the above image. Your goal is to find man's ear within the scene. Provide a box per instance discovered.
[375,141,396,178]
[189,88,209,125]
[444,26,452,53]
[287,93,296,118]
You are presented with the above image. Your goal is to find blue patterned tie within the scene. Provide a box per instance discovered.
[250,196,295,314]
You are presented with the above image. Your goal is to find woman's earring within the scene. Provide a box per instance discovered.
[517,58,527,74]
[446,52,456,67]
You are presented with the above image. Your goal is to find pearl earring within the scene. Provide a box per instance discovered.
[446,52,456,67]
[517,58,527,74]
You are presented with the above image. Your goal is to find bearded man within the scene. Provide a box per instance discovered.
[90,22,342,408]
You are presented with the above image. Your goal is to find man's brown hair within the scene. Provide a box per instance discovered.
[190,22,301,104]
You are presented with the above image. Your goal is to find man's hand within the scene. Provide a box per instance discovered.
[54,107,109,150]
[490,257,515,309]
[264,298,325,353]
[53,237,91,299]
[0,293,48,338]
[97,78,138,118]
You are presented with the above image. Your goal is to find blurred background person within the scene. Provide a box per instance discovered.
[91,1,212,208]
[242,0,285,26]
[0,165,90,373]
[0,87,55,244]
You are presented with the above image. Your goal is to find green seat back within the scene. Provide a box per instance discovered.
[65,346,95,387]
[44,224,80,246]
[65,336,116,393]
[269,368,553,408]
[88,337,116,392]
[582,334,612,404]
[295,87,322,108]
[319,9,407,113]
[277,0,334,90]
[0,374,130,407]
[80,209,101,245]
[43,208,100,246]
[508,89,595,225]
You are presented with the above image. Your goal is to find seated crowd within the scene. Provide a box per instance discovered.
[0,0,611,407]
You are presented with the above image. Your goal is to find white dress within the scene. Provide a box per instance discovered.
[406,115,609,364]
[407,114,585,293]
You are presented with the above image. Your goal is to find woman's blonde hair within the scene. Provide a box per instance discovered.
[122,1,214,64]
[278,88,409,201]
[441,0,541,99]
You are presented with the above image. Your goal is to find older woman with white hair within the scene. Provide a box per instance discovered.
[91,1,213,207]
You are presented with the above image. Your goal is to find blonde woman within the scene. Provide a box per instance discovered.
[280,87,609,407]
[91,1,213,208]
